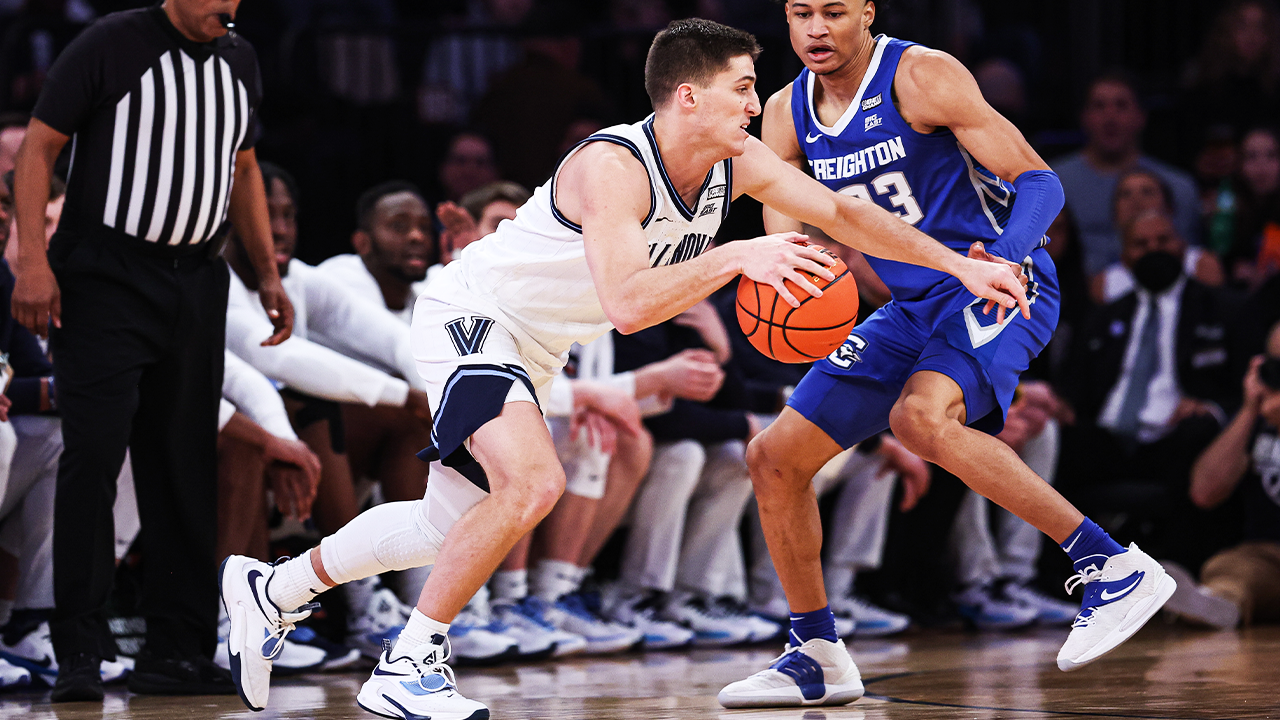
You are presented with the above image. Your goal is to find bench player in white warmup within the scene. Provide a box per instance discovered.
[220,19,1029,720]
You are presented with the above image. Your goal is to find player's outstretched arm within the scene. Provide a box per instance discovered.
[571,143,834,334]
[735,137,1030,319]
[895,47,1063,264]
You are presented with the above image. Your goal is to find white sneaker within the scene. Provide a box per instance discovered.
[718,638,864,708]
[450,607,519,666]
[546,593,641,654]
[0,620,57,685]
[664,595,753,647]
[605,592,694,651]
[356,637,488,720]
[215,603,326,675]
[1002,582,1079,627]
[495,596,587,657]
[488,598,570,659]
[1057,543,1176,672]
[0,657,31,690]
[831,595,910,637]
[349,587,413,660]
[99,656,132,684]
[953,583,1038,631]
[219,555,317,710]
[710,597,783,643]
[1160,560,1240,630]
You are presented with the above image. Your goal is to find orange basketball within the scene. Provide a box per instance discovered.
[735,244,859,363]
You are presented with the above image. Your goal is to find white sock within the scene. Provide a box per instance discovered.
[393,608,450,657]
[491,569,528,601]
[267,549,326,611]
[530,559,586,602]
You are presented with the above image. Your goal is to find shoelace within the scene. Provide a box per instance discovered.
[265,602,319,660]
[1063,568,1105,630]
[1063,567,1104,597]
[413,636,457,693]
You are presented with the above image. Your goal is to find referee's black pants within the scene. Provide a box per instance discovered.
[48,230,228,662]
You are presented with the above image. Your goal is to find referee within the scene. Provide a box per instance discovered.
[10,0,293,701]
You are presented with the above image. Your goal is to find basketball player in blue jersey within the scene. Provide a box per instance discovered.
[719,1,1178,709]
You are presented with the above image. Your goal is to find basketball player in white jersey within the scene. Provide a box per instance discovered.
[220,19,1028,720]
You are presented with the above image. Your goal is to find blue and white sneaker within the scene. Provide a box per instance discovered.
[0,657,31,690]
[953,583,1038,631]
[490,597,585,658]
[831,594,910,637]
[0,620,132,686]
[357,637,488,720]
[288,626,362,672]
[450,606,519,666]
[546,593,641,654]
[1002,581,1079,627]
[710,597,783,643]
[498,596,588,657]
[717,638,864,708]
[1057,543,1176,671]
[604,591,694,651]
[664,594,753,647]
[220,555,318,711]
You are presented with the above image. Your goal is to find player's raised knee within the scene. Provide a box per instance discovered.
[746,428,800,490]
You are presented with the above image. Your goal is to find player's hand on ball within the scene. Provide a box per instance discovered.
[956,249,1030,324]
[740,232,837,308]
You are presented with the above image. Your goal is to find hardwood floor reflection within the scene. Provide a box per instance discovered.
[2,624,1275,719]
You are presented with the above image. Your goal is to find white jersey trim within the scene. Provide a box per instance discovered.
[806,34,890,138]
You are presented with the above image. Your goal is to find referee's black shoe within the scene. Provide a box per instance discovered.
[50,653,104,703]
[127,652,236,695]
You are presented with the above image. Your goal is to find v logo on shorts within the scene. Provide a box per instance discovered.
[445,316,495,356]
[962,300,1015,349]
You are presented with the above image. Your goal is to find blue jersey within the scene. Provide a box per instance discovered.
[790,35,1050,306]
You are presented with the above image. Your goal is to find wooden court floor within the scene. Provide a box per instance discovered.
[1,623,1276,719]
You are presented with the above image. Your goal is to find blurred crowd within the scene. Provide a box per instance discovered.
[0,0,1277,690]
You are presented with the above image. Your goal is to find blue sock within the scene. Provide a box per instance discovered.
[789,606,837,645]
[1061,518,1125,573]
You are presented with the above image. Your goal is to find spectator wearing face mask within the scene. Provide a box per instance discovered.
[1091,169,1224,304]
[1064,208,1240,570]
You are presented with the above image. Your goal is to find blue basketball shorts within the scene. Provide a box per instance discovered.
[787,250,1060,448]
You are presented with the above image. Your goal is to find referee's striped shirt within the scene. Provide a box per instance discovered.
[33,6,261,248]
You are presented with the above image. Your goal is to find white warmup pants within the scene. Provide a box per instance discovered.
[621,440,754,599]
[951,419,1060,586]
[0,416,63,609]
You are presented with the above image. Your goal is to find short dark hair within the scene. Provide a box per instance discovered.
[460,181,531,222]
[0,112,28,132]
[644,19,762,109]
[1112,168,1175,220]
[1085,68,1146,109]
[259,161,299,206]
[356,180,424,232]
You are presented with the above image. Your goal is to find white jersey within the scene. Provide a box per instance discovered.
[421,115,732,380]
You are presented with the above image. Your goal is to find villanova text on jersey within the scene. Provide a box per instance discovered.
[790,34,1055,305]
